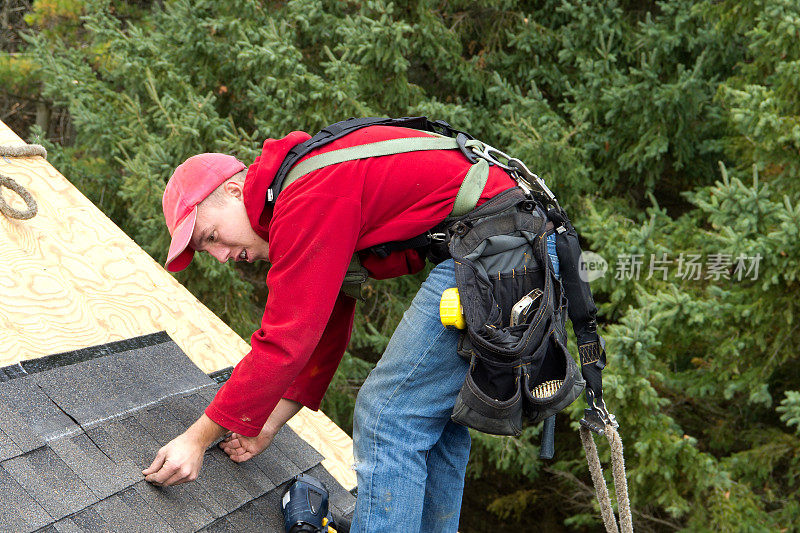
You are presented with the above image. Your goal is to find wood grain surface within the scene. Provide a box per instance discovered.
[0,120,355,490]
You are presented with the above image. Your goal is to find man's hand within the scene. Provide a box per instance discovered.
[219,426,275,463]
[218,398,303,463]
[142,413,226,486]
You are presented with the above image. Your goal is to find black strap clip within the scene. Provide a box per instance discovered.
[456,132,480,164]
[430,119,455,137]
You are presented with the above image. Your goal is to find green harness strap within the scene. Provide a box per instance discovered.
[285,136,453,187]
[283,134,491,300]
[452,159,489,217]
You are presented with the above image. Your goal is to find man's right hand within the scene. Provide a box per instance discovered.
[143,414,226,486]
[219,427,275,462]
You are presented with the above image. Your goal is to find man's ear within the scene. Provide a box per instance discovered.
[223,179,244,200]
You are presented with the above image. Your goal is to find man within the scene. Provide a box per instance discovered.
[143,124,518,531]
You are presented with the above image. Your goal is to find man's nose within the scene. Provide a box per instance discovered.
[208,246,230,263]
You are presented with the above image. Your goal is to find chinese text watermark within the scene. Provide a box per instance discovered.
[578,252,762,282]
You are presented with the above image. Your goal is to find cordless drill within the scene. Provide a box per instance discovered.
[281,474,337,533]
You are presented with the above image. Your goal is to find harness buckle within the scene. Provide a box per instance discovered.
[431,119,454,137]
[456,133,480,164]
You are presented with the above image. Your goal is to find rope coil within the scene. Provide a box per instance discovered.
[0,143,47,220]
[580,425,633,533]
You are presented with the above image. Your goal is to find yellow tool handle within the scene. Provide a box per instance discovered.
[322,516,337,533]
[440,287,466,329]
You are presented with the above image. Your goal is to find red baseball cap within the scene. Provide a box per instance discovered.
[162,153,246,272]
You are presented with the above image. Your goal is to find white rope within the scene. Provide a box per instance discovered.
[0,143,46,220]
[580,425,633,533]
[0,143,47,159]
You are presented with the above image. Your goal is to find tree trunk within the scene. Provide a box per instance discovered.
[36,102,51,135]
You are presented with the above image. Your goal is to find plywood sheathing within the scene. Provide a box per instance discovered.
[0,120,355,490]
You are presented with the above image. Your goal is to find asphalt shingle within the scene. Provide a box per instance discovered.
[0,427,21,462]
[132,481,216,533]
[205,446,275,499]
[195,452,252,514]
[86,417,162,471]
[224,501,273,530]
[115,486,177,533]
[250,487,290,532]
[0,362,26,381]
[157,391,210,428]
[196,518,235,533]
[51,518,85,533]
[199,500,272,532]
[2,446,97,520]
[67,506,113,532]
[0,465,52,532]
[92,491,175,533]
[250,441,303,486]
[85,419,226,521]
[196,383,221,406]
[140,342,211,399]
[133,403,186,446]
[31,353,153,427]
[0,393,46,453]
[49,432,141,500]
[30,342,210,428]
[0,333,351,532]
[0,377,80,440]
[272,425,325,472]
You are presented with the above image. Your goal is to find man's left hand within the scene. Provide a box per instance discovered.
[219,427,275,463]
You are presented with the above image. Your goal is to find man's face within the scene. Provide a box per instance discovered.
[189,181,269,264]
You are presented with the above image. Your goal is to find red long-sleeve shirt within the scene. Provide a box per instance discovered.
[205,125,516,436]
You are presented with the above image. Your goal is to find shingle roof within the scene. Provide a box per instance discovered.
[0,332,356,532]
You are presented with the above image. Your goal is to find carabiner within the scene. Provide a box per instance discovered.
[466,140,561,209]
[581,389,619,435]
[508,158,559,205]
[470,142,515,171]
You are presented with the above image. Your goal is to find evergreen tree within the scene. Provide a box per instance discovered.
[4,0,799,529]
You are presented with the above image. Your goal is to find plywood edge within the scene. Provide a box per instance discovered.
[288,408,357,491]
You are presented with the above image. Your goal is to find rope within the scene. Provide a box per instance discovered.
[0,144,47,158]
[580,425,633,533]
[0,143,46,220]
[607,427,633,532]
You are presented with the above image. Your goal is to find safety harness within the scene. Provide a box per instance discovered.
[267,117,630,530]
[268,117,488,299]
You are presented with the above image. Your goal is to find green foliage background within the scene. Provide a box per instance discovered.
[3,0,800,530]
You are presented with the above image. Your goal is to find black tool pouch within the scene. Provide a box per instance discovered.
[448,189,584,436]
[523,334,584,424]
[452,348,524,436]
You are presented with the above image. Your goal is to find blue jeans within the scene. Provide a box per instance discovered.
[351,235,559,532]
[351,258,466,532]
